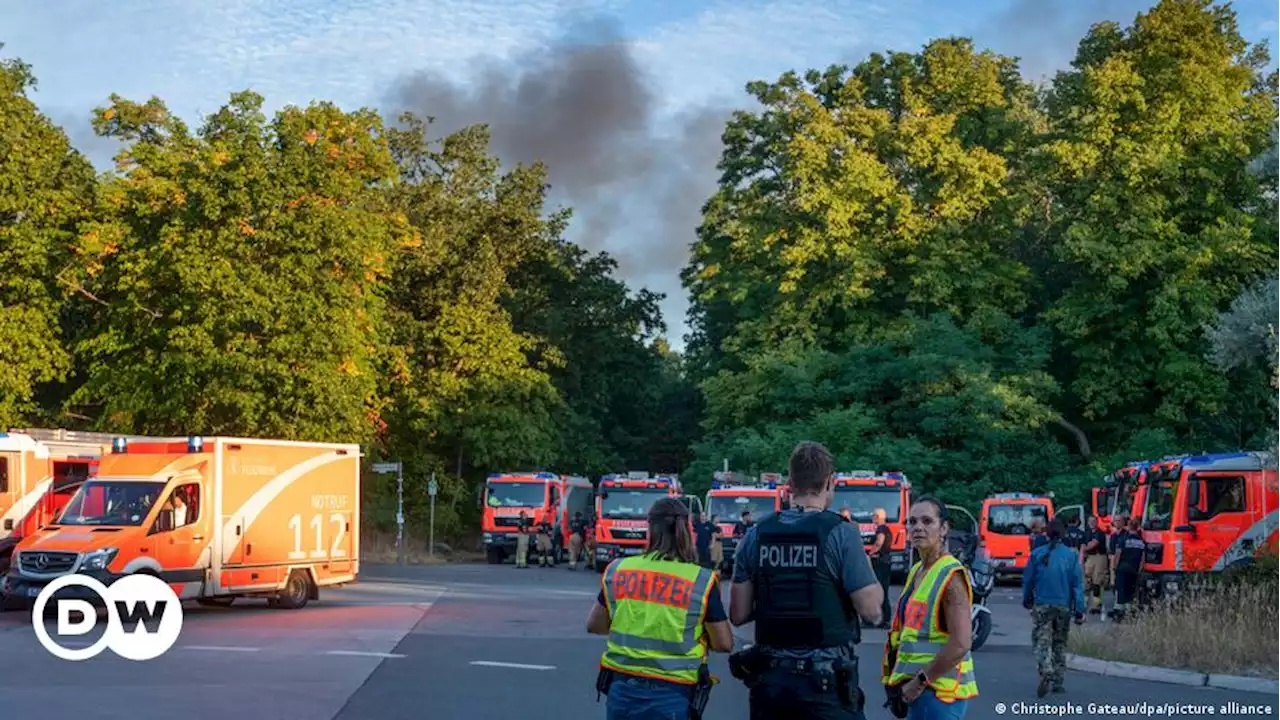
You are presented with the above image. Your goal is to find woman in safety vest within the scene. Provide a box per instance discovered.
[587,497,734,718]
[882,496,978,720]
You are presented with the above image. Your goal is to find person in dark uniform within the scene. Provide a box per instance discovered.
[729,441,884,719]
[868,509,893,630]
[1110,517,1145,621]
[1064,517,1086,555]
[695,512,716,568]
[567,511,588,570]
[734,510,754,538]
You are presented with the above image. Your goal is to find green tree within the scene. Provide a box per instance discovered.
[504,234,696,476]
[0,49,94,426]
[1202,274,1279,452]
[1037,0,1278,440]
[64,91,408,442]
[683,38,1042,379]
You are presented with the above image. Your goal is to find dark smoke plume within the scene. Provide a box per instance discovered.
[385,20,731,343]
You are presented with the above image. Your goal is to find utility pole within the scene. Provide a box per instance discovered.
[428,473,439,559]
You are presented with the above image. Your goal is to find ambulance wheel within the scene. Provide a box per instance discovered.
[276,571,312,610]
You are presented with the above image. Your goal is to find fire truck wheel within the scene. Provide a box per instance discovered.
[486,547,504,564]
[276,571,312,610]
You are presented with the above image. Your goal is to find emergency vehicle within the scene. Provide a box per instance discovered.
[1139,450,1278,599]
[979,492,1074,579]
[705,472,785,570]
[1094,461,1149,532]
[0,429,166,582]
[3,435,361,610]
[480,471,592,564]
[831,471,911,580]
[594,472,683,565]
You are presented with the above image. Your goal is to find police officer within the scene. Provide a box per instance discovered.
[588,498,734,718]
[729,441,884,719]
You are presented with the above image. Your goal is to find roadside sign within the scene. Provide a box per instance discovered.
[372,462,401,474]
[428,479,439,496]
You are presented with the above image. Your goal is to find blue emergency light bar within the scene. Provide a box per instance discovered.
[188,435,204,453]
[112,437,128,453]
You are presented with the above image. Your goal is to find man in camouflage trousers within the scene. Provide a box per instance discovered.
[1022,519,1086,697]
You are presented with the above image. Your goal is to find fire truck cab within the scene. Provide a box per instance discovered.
[831,471,911,580]
[1095,461,1149,533]
[1140,451,1278,599]
[979,492,1058,579]
[481,472,592,565]
[705,471,785,571]
[594,472,682,566]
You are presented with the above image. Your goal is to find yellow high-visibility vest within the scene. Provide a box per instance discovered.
[599,553,716,685]
[881,554,979,702]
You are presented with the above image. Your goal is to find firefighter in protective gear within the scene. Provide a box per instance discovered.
[514,511,532,568]
[587,497,734,719]
[568,511,587,570]
[882,497,979,719]
[535,516,555,567]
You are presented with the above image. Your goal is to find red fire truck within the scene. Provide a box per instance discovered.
[705,471,785,571]
[481,472,592,564]
[593,472,685,566]
[832,471,912,580]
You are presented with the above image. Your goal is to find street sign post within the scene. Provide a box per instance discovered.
[372,461,405,564]
[428,474,438,559]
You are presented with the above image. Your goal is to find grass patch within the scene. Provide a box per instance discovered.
[359,530,484,565]
[1067,573,1279,676]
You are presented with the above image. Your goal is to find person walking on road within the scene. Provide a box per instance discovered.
[515,511,532,569]
[568,511,588,570]
[729,441,884,720]
[868,508,894,630]
[1110,517,1145,621]
[588,497,733,719]
[1081,516,1109,616]
[882,497,978,720]
[1022,519,1086,698]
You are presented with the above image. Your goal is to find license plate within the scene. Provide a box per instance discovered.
[27,587,41,598]
[623,547,641,556]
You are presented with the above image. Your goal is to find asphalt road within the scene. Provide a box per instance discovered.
[0,563,1274,720]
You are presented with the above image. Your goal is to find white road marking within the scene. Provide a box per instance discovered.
[470,660,557,671]
[325,650,407,658]
[183,645,261,653]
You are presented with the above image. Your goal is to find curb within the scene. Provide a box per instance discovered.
[1066,654,1278,694]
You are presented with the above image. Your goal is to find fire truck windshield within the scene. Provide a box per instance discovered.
[1117,482,1138,518]
[986,503,1048,535]
[708,494,775,520]
[601,488,668,520]
[1144,481,1177,531]
[58,480,167,526]
[832,486,902,523]
[485,482,545,508]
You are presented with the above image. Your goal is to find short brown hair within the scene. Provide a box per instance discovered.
[788,441,835,495]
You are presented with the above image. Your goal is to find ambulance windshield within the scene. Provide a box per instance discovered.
[57,480,167,526]
[600,488,667,520]
[486,482,545,508]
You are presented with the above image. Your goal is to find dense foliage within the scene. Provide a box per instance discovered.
[0,1,1275,539]
[682,0,1278,508]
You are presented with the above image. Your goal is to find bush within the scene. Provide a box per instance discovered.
[1068,573,1279,675]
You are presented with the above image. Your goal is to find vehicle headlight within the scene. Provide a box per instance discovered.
[81,548,119,571]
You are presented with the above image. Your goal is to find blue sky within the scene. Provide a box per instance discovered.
[3,0,1276,348]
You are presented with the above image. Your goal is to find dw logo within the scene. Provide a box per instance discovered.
[31,573,184,661]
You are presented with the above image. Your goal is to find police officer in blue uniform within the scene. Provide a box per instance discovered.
[728,441,885,719]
